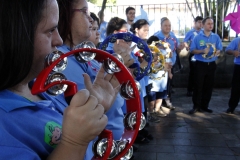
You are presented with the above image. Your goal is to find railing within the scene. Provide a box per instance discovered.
[89,1,239,40]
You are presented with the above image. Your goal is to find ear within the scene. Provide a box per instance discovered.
[135,28,138,33]
[113,30,118,34]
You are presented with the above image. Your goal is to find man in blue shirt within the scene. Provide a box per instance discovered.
[225,37,240,114]
[189,17,222,114]
[184,16,203,97]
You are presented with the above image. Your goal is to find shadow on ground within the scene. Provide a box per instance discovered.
[134,88,240,160]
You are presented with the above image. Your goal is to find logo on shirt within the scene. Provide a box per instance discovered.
[44,121,62,148]
[199,40,205,46]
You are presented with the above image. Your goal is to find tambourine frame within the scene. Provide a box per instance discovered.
[31,48,142,160]
[99,33,152,81]
[202,43,216,59]
[151,40,172,58]
[146,45,167,80]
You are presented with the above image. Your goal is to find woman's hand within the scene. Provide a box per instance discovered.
[84,66,120,112]
[113,40,135,67]
[61,89,107,147]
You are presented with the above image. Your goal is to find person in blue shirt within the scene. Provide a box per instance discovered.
[225,37,240,114]
[154,17,184,110]
[57,1,134,159]
[184,16,203,97]
[189,17,222,114]
[98,10,108,42]
[0,0,118,159]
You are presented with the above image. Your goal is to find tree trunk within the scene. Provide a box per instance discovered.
[99,0,107,24]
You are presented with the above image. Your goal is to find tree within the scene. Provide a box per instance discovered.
[185,0,237,40]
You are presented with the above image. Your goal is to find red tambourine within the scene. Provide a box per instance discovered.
[31,46,143,160]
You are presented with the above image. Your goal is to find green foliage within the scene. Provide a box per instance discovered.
[186,0,235,39]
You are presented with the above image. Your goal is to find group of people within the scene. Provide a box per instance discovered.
[1,0,240,159]
[183,16,240,115]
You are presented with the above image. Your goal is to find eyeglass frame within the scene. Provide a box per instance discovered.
[72,7,91,17]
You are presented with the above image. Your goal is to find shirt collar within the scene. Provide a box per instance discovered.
[199,31,214,37]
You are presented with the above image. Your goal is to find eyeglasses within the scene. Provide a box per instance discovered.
[72,8,90,17]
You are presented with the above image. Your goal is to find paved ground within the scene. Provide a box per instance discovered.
[134,88,240,160]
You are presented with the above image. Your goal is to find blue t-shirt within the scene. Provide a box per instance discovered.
[58,44,125,140]
[0,90,67,159]
[154,31,179,65]
[190,31,223,62]
[225,37,240,65]
[99,21,108,42]
[184,28,202,43]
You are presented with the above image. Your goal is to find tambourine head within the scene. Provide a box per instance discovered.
[74,41,96,63]
[93,138,118,159]
[120,81,135,100]
[46,72,68,95]
[45,51,67,72]
[124,112,146,130]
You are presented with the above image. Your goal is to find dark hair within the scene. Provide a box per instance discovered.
[194,16,203,22]
[125,7,135,15]
[0,0,46,90]
[147,36,159,45]
[90,12,100,27]
[130,19,149,34]
[57,0,76,48]
[161,17,169,26]
[106,17,127,36]
[202,17,213,25]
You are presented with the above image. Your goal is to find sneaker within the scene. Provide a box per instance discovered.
[165,104,175,110]
[148,114,161,123]
[164,99,175,110]
[201,108,213,113]
[154,110,167,117]
[226,108,234,114]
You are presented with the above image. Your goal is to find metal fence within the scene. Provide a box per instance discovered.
[89,1,239,39]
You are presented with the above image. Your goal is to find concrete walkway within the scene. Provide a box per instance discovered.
[134,88,240,160]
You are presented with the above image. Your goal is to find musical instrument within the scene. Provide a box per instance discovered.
[99,33,152,81]
[137,44,167,80]
[31,42,145,160]
[202,43,216,59]
[151,40,172,58]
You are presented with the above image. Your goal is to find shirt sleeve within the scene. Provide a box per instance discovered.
[226,38,239,51]
[184,31,191,42]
